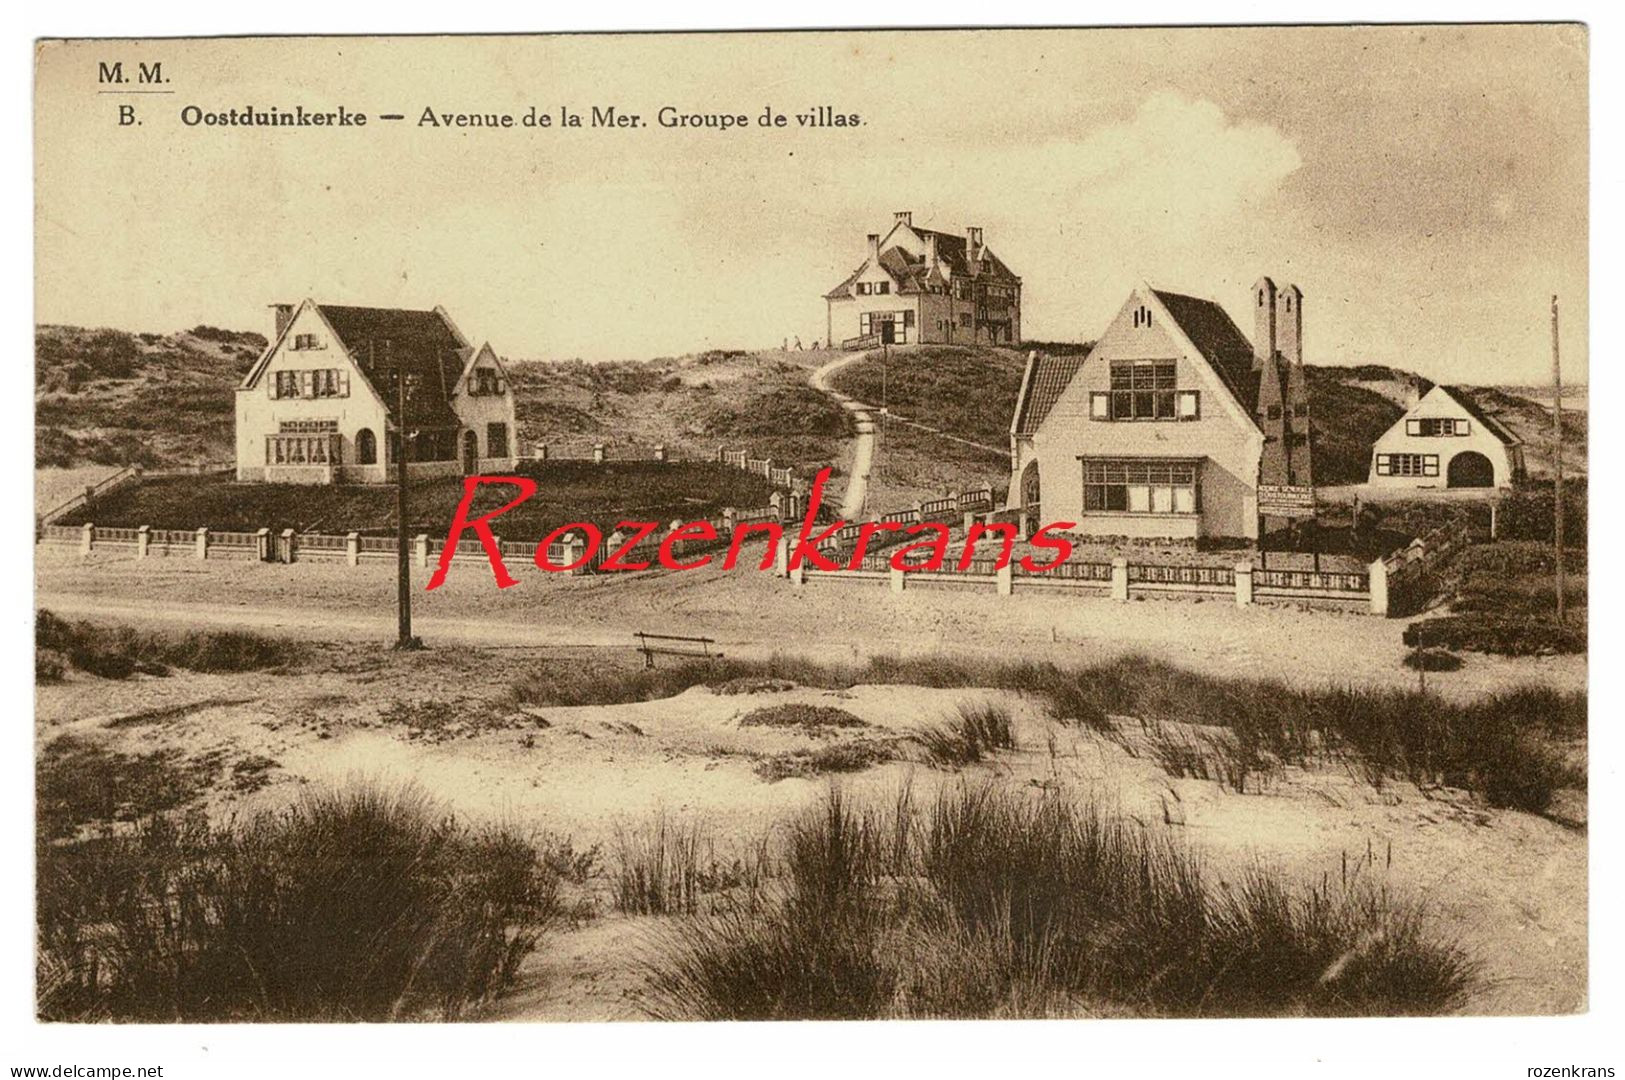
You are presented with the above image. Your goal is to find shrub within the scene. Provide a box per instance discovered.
[1403,648,1465,672]
[753,739,901,783]
[643,787,1475,1019]
[1403,615,1584,657]
[739,704,866,730]
[36,648,67,683]
[37,783,561,1021]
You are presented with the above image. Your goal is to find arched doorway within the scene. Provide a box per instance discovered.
[355,428,377,465]
[462,430,480,473]
[1447,451,1495,488]
[1019,460,1041,519]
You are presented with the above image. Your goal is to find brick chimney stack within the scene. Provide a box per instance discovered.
[1251,277,1277,367]
[966,226,983,261]
[925,233,939,269]
[894,210,912,227]
[1277,284,1303,366]
[270,303,294,339]
[867,233,880,265]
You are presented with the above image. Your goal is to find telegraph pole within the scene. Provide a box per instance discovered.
[392,340,421,649]
[1550,296,1566,624]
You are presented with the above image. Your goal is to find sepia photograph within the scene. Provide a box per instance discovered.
[17,12,1609,1073]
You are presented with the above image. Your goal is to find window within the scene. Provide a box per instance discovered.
[856,282,870,295]
[959,312,972,328]
[473,368,503,396]
[1375,453,1440,478]
[1177,390,1200,419]
[875,281,890,295]
[487,422,510,458]
[1108,360,1178,420]
[1131,305,1153,329]
[356,428,377,465]
[271,369,347,399]
[289,333,322,350]
[1266,403,1282,420]
[1090,392,1110,419]
[1406,417,1468,437]
[1083,459,1199,514]
[902,309,915,327]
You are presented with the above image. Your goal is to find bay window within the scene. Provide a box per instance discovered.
[1083,459,1200,514]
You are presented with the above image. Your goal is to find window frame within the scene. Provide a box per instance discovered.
[1080,457,1201,516]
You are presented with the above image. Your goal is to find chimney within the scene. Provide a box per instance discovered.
[966,226,983,261]
[866,233,880,265]
[1277,284,1303,366]
[1251,277,1277,366]
[894,211,912,227]
[925,233,939,269]
[270,303,294,339]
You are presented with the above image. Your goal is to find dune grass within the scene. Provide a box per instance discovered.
[913,702,1016,767]
[510,652,1584,813]
[643,786,1475,1020]
[36,609,302,679]
[37,783,562,1022]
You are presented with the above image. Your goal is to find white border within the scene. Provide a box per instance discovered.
[8,4,1616,1078]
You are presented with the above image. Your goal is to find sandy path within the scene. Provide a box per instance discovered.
[34,549,1586,700]
[809,351,877,518]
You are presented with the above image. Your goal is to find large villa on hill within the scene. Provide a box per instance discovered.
[235,300,519,484]
[1008,277,1313,542]
[823,212,1022,349]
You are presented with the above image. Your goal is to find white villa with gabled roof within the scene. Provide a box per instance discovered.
[235,300,518,484]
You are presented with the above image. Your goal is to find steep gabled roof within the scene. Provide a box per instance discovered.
[824,266,864,300]
[1436,385,1522,446]
[1151,289,1263,413]
[1012,353,1086,436]
[316,305,466,429]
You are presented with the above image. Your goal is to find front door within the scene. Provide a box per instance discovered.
[462,430,480,473]
[879,320,896,345]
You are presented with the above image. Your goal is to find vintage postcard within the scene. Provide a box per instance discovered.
[32,26,1588,1029]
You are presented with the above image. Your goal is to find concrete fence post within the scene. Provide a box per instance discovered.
[413,534,429,569]
[279,528,296,564]
[963,511,976,534]
[136,525,150,560]
[889,566,906,594]
[770,492,784,520]
[346,531,360,567]
[789,560,806,586]
[654,443,667,463]
[1018,510,1031,539]
[195,527,209,561]
[1111,558,1129,601]
[996,561,1013,597]
[773,534,790,577]
[1234,562,1254,606]
[255,527,271,562]
[592,443,606,465]
[723,507,738,533]
[79,523,94,557]
[536,443,549,462]
[912,501,925,523]
[1368,558,1389,616]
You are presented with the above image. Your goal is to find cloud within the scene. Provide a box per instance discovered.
[1057,90,1302,230]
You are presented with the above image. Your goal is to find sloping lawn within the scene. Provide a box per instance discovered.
[57,462,779,540]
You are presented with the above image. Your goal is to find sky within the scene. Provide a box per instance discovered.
[35,26,1588,384]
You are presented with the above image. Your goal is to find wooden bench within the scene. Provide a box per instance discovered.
[634,632,722,668]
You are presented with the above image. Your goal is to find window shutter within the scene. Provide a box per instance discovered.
[338,370,350,397]
[1455,418,1469,436]
[268,372,279,399]
[1376,455,1391,476]
[1405,419,1421,436]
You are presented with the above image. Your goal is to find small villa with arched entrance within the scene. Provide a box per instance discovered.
[1368,384,1525,490]
[234,300,519,484]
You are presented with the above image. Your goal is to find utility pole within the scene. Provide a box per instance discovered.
[1551,295,1566,624]
[393,340,421,650]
